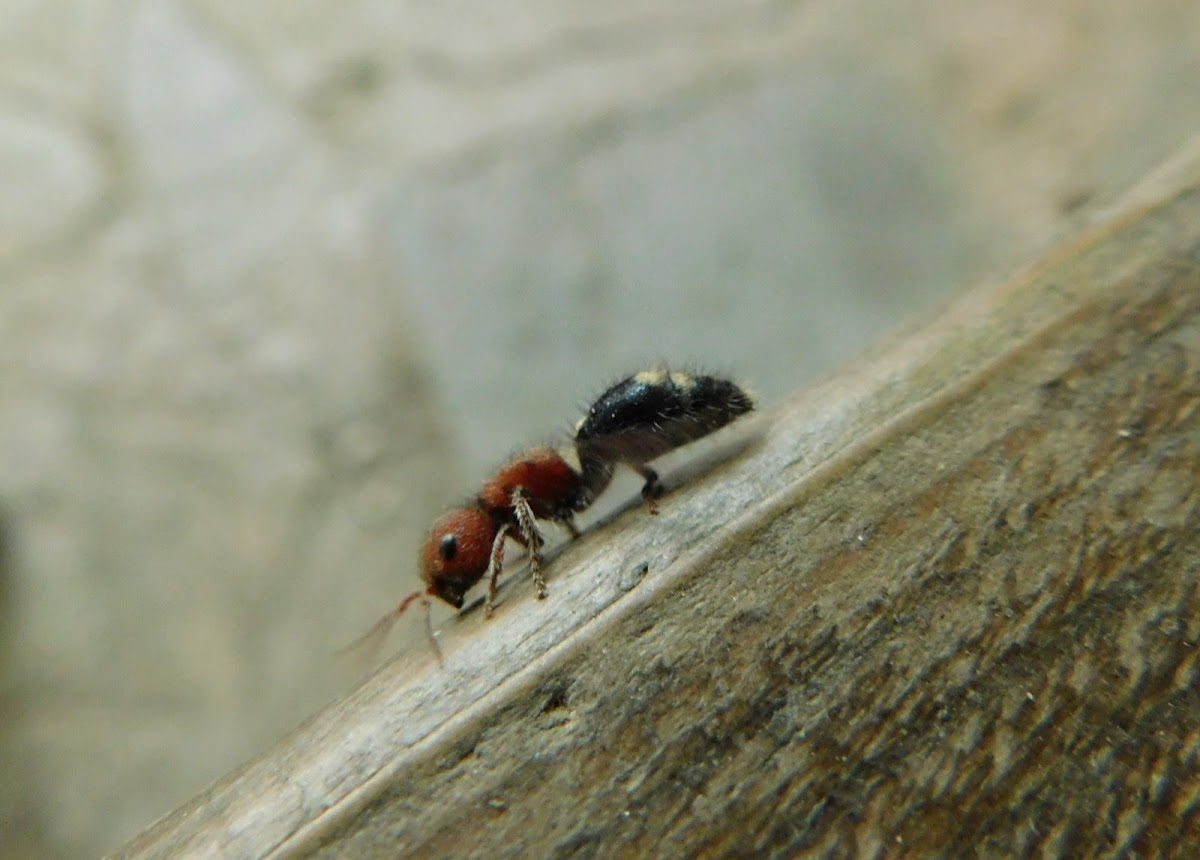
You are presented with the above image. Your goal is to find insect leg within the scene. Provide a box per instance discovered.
[485,522,512,619]
[559,514,581,540]
[511,487,547,599]
[631,464,663,514]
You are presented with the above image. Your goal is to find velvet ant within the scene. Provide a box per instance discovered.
[343,370,753,659]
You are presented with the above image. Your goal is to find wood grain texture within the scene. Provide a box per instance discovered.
[113,179,1200,859]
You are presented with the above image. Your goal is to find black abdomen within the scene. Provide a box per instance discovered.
[574,370,754,501]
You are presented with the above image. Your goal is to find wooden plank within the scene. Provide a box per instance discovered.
[112,165,1200,859]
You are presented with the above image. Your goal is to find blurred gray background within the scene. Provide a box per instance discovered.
[2,1,1199,856]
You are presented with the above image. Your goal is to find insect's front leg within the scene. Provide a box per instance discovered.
[485,522,512,619]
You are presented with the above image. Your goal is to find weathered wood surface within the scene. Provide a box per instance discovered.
[114,178,1200,858]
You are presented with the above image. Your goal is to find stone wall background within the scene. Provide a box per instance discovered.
[1,2,1198,856]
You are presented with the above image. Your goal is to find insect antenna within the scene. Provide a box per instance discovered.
[336,590,443,671]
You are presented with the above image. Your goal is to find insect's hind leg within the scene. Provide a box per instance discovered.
[631,464,664,514]
[558,513,581,540]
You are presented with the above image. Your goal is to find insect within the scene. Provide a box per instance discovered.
[344,370,753,660]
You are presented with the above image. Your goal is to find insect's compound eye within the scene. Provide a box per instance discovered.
[439,534,458,561]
